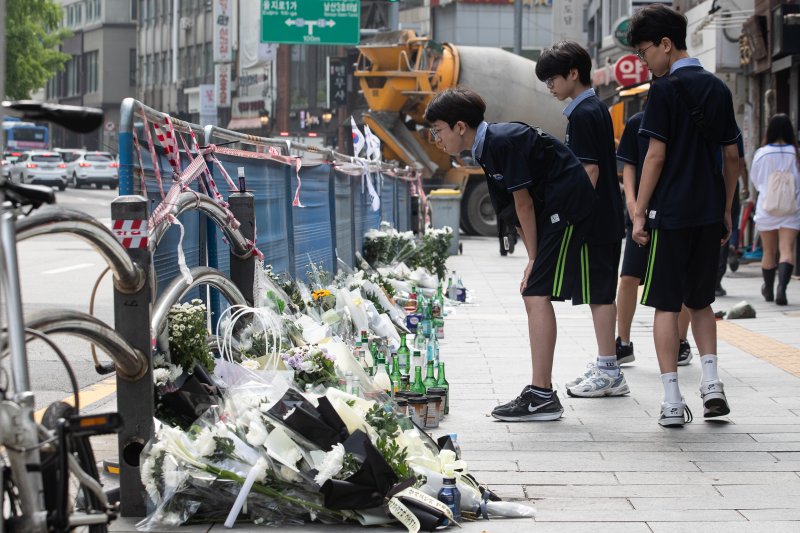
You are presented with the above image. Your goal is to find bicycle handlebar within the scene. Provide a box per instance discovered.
[2,101,103,134]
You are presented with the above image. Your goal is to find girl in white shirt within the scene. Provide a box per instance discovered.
[751,113,800,305]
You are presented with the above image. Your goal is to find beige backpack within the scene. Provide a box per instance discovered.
[763,161,798,217]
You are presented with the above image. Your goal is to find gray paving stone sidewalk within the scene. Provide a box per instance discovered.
[110,235,800,532]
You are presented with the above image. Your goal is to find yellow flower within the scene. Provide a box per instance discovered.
[312,289,332,300]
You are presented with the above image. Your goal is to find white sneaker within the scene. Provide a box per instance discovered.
[566,362,597,388]
[659,399,693,427]
[567,370,630,398]
[700,380,730,418]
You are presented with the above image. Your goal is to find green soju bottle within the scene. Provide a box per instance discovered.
[437,362,450,415]
[423,360,437,392]
[397,333,411,376]
[390,355,402,396]
[411,366,426,395]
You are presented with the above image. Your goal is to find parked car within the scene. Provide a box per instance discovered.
[67,151,119,189]
[1,151,23,179]
[8,151,68,190]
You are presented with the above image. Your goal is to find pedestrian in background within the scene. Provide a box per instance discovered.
[751,113,800,306]
[535,41,629,399]
[424,87,596,421]
[628,4,739,427]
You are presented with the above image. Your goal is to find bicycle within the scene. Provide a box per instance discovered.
[1,101,130,532]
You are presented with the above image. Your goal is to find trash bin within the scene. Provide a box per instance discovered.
[428,188,462,255]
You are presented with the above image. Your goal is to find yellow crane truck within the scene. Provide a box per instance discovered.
[354,30,566,236]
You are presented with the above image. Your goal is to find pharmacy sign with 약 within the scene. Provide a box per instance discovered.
[614,54,649,86]
[260,0,360,45]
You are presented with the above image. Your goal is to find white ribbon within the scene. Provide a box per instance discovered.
[168,214,193,286]
[387,486,459,533]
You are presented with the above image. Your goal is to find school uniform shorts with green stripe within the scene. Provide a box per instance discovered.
[568,240,622,305]
[639,223,723,312]
[521,217,589,300]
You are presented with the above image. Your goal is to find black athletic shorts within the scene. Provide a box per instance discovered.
[570,240,621,305]
[620,224,648,280]
[640,223,724,312]
[522,217,588,300]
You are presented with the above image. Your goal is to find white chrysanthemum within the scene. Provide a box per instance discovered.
[241,359,260,370]
[194,427,216,457]
[153,368,171,386]
[313,443,345,486]
[245,417,269,447]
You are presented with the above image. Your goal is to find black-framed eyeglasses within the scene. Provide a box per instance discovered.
[544,76,557,89]
[636,43,656,61]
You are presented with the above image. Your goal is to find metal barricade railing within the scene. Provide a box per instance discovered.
[113,98,416,516]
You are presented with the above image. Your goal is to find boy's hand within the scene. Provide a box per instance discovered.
[520,259,535,294]
[626,200,636,221]
[632,213,650,246]
[721,210,732,245]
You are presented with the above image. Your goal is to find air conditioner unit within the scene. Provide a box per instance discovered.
[180,16,193,31]
[772,4,800,58]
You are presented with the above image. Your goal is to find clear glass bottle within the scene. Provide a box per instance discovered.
[350,376,361,397]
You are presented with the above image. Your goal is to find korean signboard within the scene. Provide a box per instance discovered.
[327,57,347,108]
[213,0,233,63]
[215,63,232,107]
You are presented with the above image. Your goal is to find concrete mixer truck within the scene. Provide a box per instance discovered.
[354,30,567,236]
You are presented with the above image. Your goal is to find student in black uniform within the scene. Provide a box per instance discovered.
[535,41,629,399]
[616,107,696,367]
[424,87,595,421]
[628,4,739,427]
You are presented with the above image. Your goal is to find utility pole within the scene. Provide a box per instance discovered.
[514,0,522,56]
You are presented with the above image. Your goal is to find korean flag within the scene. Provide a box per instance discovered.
[350,116,366,157]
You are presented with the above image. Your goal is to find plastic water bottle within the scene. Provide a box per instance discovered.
[437,475,461,523]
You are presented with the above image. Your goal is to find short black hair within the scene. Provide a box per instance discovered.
[628,4,688,50]
[534,41,592,86]
[424,87,486,128]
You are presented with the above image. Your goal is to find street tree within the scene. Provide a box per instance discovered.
[4,0,71,99]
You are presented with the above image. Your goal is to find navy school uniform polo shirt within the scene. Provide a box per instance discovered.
[638,64,740,230]
[616,111,647,196]
[565,94,625,244]
[476,122,595,230]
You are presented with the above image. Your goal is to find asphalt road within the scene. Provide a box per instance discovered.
[4,187,120,414]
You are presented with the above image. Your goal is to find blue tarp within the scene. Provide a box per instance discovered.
[291,164,334,282]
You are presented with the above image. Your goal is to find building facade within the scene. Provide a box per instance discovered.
[46,0,137,150]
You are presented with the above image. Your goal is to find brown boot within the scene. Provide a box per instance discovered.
[775,262,794,306]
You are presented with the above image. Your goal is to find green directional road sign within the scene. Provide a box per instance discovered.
[261,0,361,45]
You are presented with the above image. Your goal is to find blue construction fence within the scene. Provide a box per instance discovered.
[119,112,412,310]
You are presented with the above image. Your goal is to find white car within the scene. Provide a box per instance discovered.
[1,151,23,179]
[9,151,68,190]
[68,151,119,189]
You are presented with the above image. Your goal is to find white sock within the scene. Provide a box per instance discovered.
[700,354,720,383]
[597,355,620,377]
[619,339,630,346]
[661,372,682,404]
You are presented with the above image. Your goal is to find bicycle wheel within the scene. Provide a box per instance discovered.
[41,401,109,533]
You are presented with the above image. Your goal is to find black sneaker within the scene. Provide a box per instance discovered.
[491,388,563,421]
[677,339,693,366]
[715,284,727,297]
[615,336,635,365]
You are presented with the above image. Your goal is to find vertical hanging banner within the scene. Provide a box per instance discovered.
[214,0,233,63]
[215,64,232,107]
[260,0,360,45]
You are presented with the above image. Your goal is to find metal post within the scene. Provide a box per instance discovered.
[0,0,6,150]
[388,2,400,31]
[514,0,523,56]
[228,191,256,305]
[111,196,153,517]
